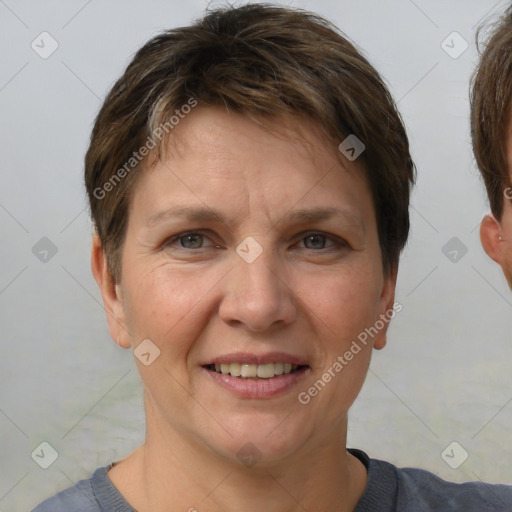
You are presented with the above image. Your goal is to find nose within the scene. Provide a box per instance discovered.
[219,250,297,332]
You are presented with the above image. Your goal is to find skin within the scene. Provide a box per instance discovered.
[92,106,397,512]
[480,116,512,288]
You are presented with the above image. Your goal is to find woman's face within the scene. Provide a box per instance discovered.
[105,106,395,464]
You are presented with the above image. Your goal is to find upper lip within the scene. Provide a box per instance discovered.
[203,352,309,366]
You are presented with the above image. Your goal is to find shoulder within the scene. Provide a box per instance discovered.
[350,449,512,512]
[374,457,512,511]
[31,467,107,512]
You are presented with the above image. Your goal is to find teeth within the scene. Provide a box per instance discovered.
[274,363,284,375]
[241,364,257,378]
[257,363,274,378]
[210,362,301,378]
[229,363,241,377]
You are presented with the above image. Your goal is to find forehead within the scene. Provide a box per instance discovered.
[130,106,374,227]
[162,106,344,172]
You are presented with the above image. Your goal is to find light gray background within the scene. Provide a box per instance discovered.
[1,0,511,510]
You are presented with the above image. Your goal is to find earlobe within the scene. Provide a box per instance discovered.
[480,214,502,263]
[91,234,131,349]
[373,265,398,351]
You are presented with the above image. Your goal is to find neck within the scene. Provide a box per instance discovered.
[108,401,367,512]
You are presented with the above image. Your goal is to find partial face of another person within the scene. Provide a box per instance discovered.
[96,106,396,465]
[480,114,512,288]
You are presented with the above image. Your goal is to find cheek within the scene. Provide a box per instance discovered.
[122,264,223,352]
[294,264,382,341]
[304,274,379,414]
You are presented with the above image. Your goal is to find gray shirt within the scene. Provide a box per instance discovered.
[32,449,512,511]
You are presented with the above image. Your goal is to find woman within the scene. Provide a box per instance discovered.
[34,3,512,511]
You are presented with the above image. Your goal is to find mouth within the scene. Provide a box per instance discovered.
[203,362,309,379]
[201,352,311,398]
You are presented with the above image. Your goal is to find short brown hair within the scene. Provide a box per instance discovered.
[471,7,512,219]
[85,3,415,282]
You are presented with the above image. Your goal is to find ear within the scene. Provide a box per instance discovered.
[373,265,398,351]
[91,233,131,349]
[480,214,502,263]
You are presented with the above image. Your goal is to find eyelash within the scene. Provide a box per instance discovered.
[162,230,348,252]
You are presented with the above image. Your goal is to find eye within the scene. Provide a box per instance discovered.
[179,233,205,249]
[302,233,330,249]
[163,231,217,250]
[298,232,346,250]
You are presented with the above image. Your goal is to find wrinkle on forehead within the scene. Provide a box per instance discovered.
[133,106,371,236]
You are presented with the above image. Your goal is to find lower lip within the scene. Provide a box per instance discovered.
[203,366,310,399]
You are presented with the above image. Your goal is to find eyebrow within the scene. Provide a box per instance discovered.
[277,207,366,235]
[146,206,227,226]
[146,206,364,231]
[281,207,362,226]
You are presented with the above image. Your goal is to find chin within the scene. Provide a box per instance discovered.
[207,415,310,467]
